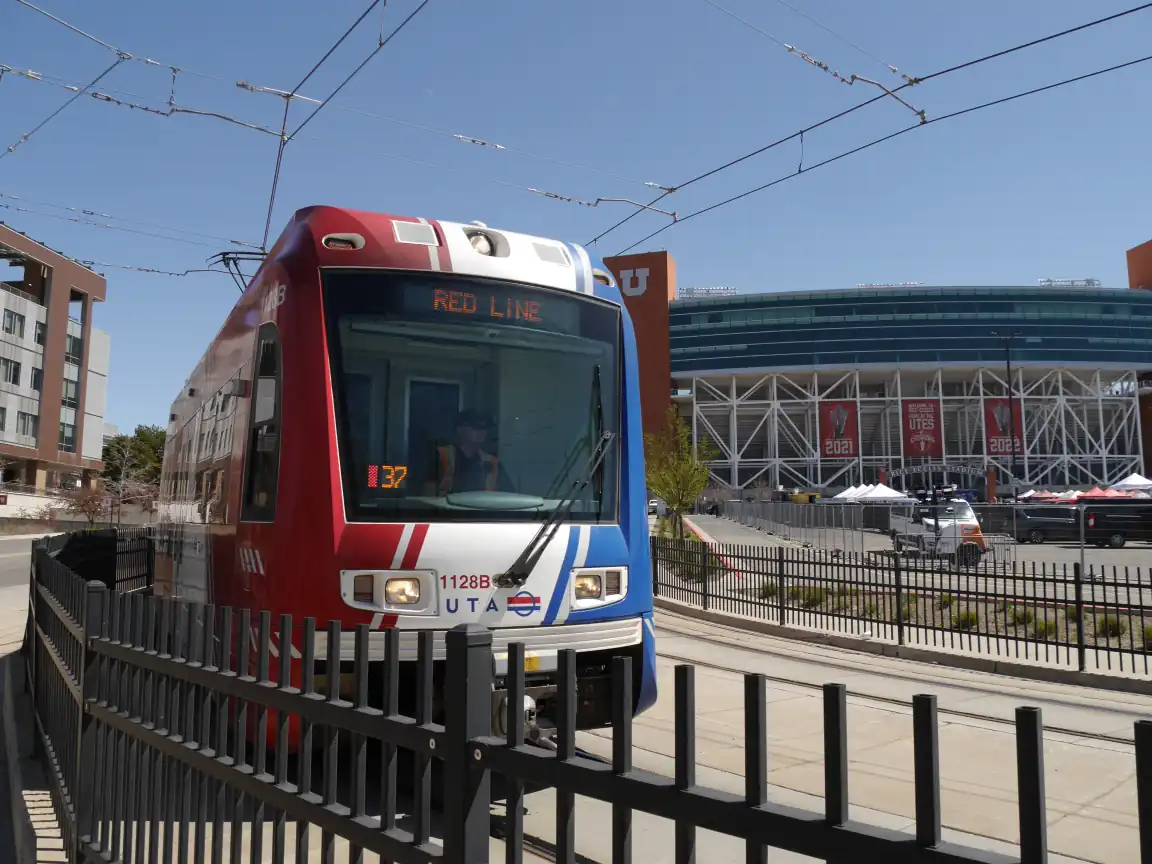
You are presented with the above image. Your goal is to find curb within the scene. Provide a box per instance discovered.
[1,654,34,864]
[654,596,1152,696]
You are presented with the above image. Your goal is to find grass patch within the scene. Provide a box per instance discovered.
[799,586,829,608]
[1064,604,1081,623]
[759,582,778,600]
[1097,615,1128,639]
[953,610,979,630]
[1033,619,1057,639]
[1012,607,1034,626]
[936,593,955,610]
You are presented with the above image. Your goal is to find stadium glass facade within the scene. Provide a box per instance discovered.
[666,286,1152,493]
[669,286,1152,374]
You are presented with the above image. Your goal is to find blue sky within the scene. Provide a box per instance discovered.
[1,0,1149,431]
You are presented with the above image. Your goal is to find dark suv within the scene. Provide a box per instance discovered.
[1010,506,1081,544]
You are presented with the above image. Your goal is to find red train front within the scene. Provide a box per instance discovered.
[155,205,657,743]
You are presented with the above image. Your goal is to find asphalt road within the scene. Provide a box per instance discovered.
[0,536,34,591]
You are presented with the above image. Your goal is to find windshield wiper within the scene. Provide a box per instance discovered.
[496,430,616,588]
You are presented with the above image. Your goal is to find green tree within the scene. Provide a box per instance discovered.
[644,404,717,538]
[102,425,165,485]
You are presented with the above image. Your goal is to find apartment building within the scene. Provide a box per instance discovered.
[0,223,110,491]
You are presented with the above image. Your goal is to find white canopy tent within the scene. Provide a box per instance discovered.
[855,483,918,503]
[832,485,860,500]
[1111,473,1152,492]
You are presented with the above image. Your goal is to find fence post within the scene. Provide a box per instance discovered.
[650,536,659,599]
[75,581,107,848]
[701,541,710,612]
[444,623,493,864]
[776,546,786,626]
[1136,720,1152,864]
[1073,562,1086,672]
[894,549,905,647]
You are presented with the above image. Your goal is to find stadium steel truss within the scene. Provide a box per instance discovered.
[680,367,1142,491]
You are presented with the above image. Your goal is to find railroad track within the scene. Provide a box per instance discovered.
[655,614,1141,746]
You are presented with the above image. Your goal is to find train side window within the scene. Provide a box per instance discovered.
[241,324,282,522]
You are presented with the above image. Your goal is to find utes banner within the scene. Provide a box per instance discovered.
[902,399,943,459]
[984,398,1024,458]
[819,401,859,459]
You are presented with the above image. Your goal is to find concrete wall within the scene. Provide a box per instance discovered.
[82,327,109,460]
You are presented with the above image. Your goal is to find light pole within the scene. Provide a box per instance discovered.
[991,330,1022,502]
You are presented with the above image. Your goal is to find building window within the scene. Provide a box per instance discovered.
[59,421,76,453]
[16,411,37,438]
[62,378,78,408]
[0,407,5,431]
[30,367,42,392]
[0,357,21,387]
[33,321,45,346]
[241,324,281,522]
[3,310,25,339]
[65,333,82,364]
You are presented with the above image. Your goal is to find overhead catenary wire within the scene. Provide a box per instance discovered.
[3,60,667,222]
[260,0,432,250]
[613,52,1152,256]
[1,57,125,160]
[766,0,904,78]
[0,202,224,248]
[15,0,673,193]
[698,0,924,117]
[587,1,1152,247]
[0,192,262,249]
[1,62,282,136]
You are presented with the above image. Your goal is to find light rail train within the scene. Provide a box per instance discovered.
[156,205,657,743]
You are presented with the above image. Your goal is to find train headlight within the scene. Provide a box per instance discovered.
[574,573,602,600]
[570,567,628,607]
[385,578,421,605]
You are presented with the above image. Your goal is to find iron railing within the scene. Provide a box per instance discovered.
[23,529,1152,862]
[654,535,1152,675]
[710,498,1152,571]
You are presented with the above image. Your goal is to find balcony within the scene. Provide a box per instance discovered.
[1,281,44,306]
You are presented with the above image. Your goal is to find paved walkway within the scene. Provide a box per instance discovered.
[535,608,1145,863]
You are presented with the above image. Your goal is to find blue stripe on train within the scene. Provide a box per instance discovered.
[543,526,579,625]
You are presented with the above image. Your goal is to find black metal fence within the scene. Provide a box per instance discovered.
[23,530,1152,862]
[654,535,1152,675]
[712,498,1152,570]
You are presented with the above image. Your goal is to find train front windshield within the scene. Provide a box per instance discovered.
[323,270,621,523]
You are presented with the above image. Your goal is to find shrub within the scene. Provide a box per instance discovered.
[1033,619,1057,639]
[759,582,778,600]
[1065,604,1081,623]
[800,586,828,608]
[936,594,955,610]
[1144,625,1152,649]
[1012,607,1034,626]
[1097,615,1128,639]
[953,610,979,630]
[862,601,878,618]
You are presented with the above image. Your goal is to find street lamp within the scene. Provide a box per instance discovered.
[990,330,1023,502]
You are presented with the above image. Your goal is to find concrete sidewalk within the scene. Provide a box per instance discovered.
[568,609,1145,863]
[0,583,64,864]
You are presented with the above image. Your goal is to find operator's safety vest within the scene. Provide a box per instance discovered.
[436,445,499,495]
